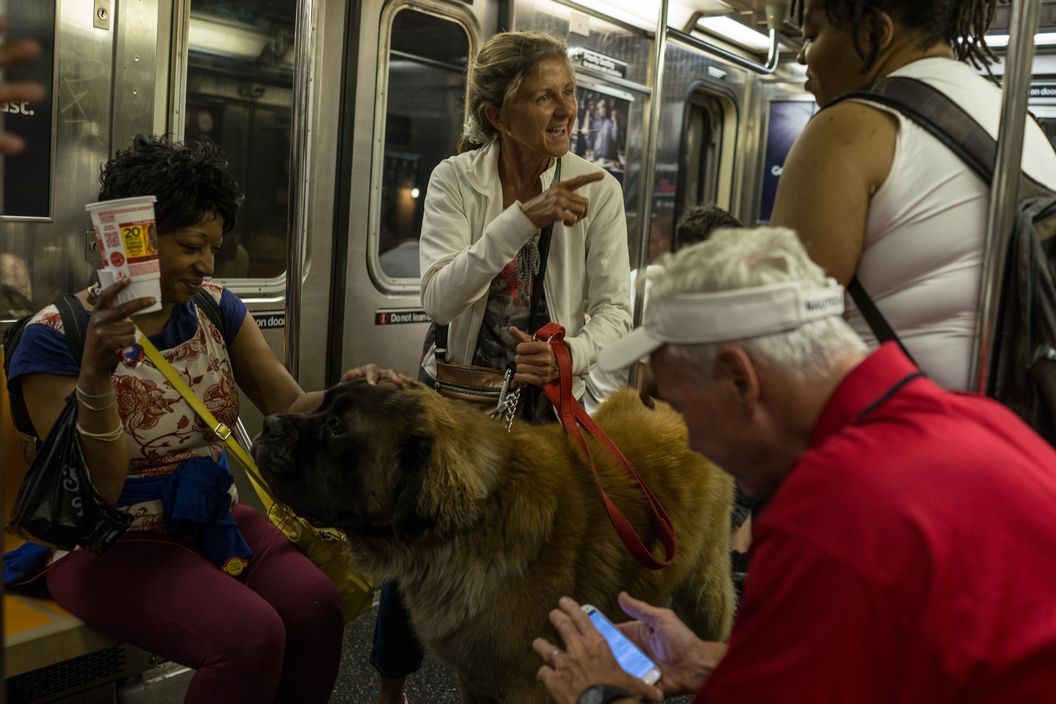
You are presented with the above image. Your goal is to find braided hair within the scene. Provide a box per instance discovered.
[791,0,1001,71]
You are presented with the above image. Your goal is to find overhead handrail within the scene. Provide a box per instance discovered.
[675,4,787,76]
[971,0,1043,393]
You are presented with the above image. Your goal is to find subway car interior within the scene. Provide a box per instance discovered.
[1,0,1056,701]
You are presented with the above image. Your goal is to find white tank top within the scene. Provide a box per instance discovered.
[848,57,1056,391]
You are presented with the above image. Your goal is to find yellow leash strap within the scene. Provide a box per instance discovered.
[134,327,280,516]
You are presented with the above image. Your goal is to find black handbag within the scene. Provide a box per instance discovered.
[7,395,133,553]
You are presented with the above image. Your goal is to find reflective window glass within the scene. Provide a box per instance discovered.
[378,9,469,280]
[184,0,296,279]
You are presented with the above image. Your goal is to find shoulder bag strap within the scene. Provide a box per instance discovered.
[835,76,1053,197]
[56,295,87,364]
[846,277,917,364]
[192,288,228,341]
[133,326,278,516]
[535,320,676,570]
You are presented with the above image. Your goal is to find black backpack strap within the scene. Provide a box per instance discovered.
[55,294,87,365]
[193,288,228,343]
[847,277,917,365]
[832,77,1054,198]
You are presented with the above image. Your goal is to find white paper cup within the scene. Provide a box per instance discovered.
[86,196,162,313]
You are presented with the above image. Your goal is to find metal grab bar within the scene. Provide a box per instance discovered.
[674,3,787,75]
[667,27,781,75]
[971,0,1043,393]
[284,0,317,378]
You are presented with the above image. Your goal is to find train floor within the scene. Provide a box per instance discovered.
[115,602,698,703]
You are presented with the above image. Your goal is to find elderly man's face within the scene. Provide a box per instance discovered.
[650,346,771,497]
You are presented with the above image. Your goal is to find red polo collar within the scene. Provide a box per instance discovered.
[808,343,928,450]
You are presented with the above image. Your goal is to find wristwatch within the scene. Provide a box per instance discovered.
[577,683,635,704]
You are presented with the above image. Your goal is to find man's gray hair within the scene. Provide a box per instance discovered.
[648,227,867,382]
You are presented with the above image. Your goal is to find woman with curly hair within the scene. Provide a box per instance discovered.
[7,135,405,703]
[772,0,1056,391]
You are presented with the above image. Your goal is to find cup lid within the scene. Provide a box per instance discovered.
[85,195,158,212]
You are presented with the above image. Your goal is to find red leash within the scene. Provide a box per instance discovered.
[536,322,676,570]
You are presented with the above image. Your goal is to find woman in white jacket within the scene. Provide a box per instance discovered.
[373,31,632,704]
[418,30,632,406]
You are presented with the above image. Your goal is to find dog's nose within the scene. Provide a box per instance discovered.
[261,414,296,442]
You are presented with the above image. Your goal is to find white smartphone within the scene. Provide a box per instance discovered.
[581,604,662,685]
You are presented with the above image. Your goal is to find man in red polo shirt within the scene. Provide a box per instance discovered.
[532,227,1056,704]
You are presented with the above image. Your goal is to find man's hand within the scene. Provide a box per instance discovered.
[533,596,662,704]
[615,592,727,696]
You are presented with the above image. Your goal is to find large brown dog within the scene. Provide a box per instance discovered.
[253,381,734,703]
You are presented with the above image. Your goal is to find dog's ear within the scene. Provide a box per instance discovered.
[391,434,435,543]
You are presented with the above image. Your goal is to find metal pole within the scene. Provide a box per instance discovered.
[971,0,1041,393]
[283,0,316,377]
[627,0,669,389]
[633,0,670,290]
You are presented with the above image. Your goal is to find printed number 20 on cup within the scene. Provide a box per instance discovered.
[85,196,163,313]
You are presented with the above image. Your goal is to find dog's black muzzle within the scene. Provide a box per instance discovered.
[252,414,300,476]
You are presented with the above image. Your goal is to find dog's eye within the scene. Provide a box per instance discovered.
[325,417,346,438]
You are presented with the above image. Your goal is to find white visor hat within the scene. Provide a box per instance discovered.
[597,281,845,372]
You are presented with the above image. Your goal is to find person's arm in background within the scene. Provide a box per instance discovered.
[229,310,412,417]
[769,102,897,284]
[0,20,44,155]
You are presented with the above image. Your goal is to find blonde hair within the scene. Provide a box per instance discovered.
[459,31,571,153]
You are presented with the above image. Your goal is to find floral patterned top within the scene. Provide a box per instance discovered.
[8,282,247,533]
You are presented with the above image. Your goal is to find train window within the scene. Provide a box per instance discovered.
[375,8,470,281]
[183,0,297,280]
[668,91,730,257]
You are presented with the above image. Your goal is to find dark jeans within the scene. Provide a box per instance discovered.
[371,580,425,679]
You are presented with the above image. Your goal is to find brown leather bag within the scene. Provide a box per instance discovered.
[433,361,512,414]
[431,160,562,419]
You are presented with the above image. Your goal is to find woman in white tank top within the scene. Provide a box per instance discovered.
[772,0,1056,391]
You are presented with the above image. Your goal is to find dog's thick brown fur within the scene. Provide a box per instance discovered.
[254,381,734,704]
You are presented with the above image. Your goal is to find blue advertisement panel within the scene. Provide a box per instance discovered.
[758,100,817,223]
[2,1,55,218]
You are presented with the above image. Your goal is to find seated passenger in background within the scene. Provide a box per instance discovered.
[584,204,742,413]
[771,0,1056,391]
[7,135,410,704]
[534,227,1056,703]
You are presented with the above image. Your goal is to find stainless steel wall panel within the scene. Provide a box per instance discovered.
[111,0,162,150]
[2,0,116,318]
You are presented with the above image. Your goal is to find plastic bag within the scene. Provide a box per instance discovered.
[7,395,133,553]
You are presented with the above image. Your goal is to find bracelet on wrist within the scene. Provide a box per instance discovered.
[76,422,125,442]
[76,395,116,412]
[76,383,116,399]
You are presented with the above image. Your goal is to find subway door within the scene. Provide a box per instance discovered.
[648,39,748,265]
[169,0,316,437]
[331,0,488,382]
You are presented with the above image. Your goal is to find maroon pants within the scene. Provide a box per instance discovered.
[47,504,344,704]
